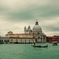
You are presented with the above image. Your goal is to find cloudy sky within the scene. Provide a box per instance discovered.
[0,0,59,36]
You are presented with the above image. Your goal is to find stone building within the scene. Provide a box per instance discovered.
[32,20,46,43]
[5,20,46,44]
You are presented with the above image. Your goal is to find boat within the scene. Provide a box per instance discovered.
[32,42,48,48]
[33,45,48,48]
[52,41,58,46]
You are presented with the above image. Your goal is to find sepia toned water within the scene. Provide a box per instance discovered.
[0,44,59,59]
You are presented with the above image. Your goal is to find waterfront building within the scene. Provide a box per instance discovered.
[46,35,59,43]
[32,20,46,43]
[0,21,46,44]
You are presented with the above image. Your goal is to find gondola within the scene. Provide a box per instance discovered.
[33,45,48,48]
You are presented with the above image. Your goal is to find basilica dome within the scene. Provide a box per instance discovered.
[32,21,42,32]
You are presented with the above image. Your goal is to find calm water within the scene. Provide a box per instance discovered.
[0,44,59,59]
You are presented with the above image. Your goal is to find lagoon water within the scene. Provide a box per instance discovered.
[0,44,59,59]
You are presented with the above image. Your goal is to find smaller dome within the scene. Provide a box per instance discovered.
[27,26,32,32]
[8,31,13,34]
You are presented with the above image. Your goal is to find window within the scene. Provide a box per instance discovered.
[38,33,39,35]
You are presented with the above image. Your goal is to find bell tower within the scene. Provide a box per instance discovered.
[24,26,26,32]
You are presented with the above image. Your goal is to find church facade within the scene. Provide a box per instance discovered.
[5,21,46,44]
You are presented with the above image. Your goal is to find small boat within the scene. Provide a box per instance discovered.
[52,41,58,46]
[33,42,48,48]
[33,45,48,48]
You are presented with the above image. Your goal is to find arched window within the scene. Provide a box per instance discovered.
[33,33,34,35]
[38,32,39,35]
[38,37,40,38]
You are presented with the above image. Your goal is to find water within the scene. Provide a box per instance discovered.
[0,44,59,59]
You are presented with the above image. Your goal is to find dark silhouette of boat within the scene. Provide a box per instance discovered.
[52,41,58,46]
[33,45,48,48]
[32,42,48,48]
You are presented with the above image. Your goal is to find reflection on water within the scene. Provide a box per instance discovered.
[0,44,59,59]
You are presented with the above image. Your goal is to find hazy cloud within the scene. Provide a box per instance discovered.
[0,0,59,36]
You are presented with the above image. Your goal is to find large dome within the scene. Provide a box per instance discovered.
[32,21,42,32]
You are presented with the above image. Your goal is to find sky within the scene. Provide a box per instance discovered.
[0,0,59,36]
